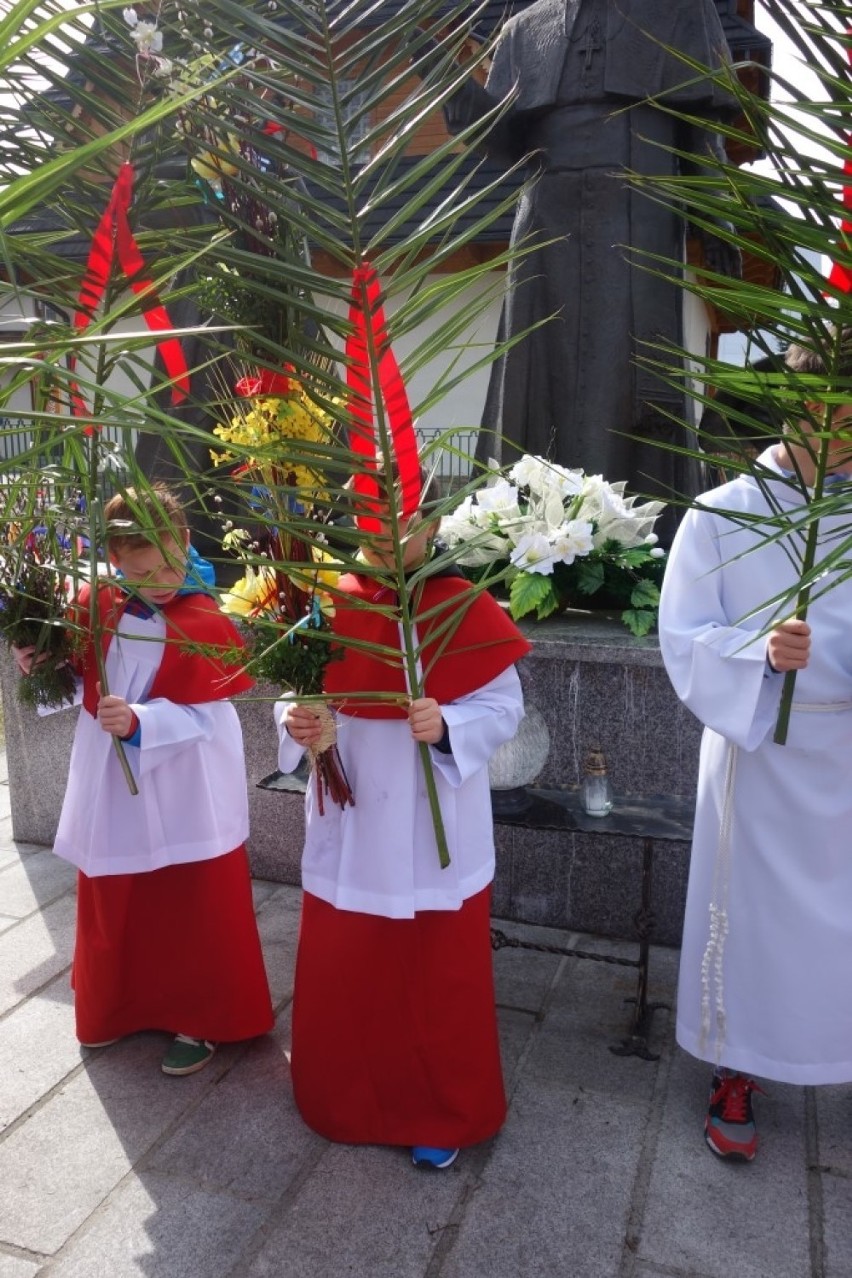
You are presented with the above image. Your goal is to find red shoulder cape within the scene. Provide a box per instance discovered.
[323,572,531,718]
[75,583,254,716]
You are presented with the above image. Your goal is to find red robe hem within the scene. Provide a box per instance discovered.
[291,888,507,1147]
[72,846,274,1043]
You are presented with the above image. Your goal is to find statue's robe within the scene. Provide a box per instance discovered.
[447,0,737,531]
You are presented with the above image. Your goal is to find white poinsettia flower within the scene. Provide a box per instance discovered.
[511,454,583,500]
[550,519,595,564]
[450,530,515,566]
[542,488,566,530]
[475,477,521,516]
[510,532,561,575]
[539,463,584,503]
[586,481,664,549]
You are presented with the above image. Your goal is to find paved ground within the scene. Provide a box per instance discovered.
[1,754,851,1278]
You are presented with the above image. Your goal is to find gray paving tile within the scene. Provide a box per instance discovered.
[0,894,76,1017]
[638,1052,812,1278]
[498,1006,537,1083]
[816,1086,852,1178]
[0,1256,41,1278]
[823,1171,852,1278]
[243,1142,461,1278]
[0,974,79,1131]
[441,1075,645,1278]
[0,1035,244,1253]
[144,1024,320,1201]
[44,1173,270,1278]
[0,850,76,918]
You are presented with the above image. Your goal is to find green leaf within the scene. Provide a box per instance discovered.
[574,560,605,595]
[622,609,657,638]
[630,579,661,609]
[509,572,555,620]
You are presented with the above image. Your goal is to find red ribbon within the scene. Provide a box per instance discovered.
[828,38,852,294]
[345,263,421,532]
[235,368,294,397]
[71,163,189,428]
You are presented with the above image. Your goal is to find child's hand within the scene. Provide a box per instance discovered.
[285,703,324,747]
[96,682,136,737]
[767,619,811,672]
[408,696,445,744]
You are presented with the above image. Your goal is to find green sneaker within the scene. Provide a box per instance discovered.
[161,1034,216,1076]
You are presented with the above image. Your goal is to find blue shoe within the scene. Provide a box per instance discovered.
[411,1146,459,1169]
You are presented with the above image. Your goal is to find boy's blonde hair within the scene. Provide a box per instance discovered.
[104,484,188,554]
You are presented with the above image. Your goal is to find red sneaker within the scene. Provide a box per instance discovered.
[704,1071,763,1162]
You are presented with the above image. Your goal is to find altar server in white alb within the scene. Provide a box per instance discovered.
[276,472,530,1171]
[21,485,274,1076]
[659,326,852,1163]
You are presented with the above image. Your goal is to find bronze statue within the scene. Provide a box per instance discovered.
[417,0,742,529]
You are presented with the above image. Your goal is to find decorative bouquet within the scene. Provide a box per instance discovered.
[0,511,82,710]
[214,369,353,812]
[441,455,667,636]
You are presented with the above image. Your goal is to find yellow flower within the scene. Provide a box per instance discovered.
[220,565,277,618]
[210,384,339,499]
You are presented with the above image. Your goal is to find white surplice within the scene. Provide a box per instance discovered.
[53,610,249,876]
[660,447,852,1083]
[275,666,525,919]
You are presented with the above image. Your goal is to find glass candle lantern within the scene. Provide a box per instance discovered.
[581,747,613,817]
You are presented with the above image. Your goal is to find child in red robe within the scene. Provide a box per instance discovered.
[277,475,530,1167]
[18,484,273,1075]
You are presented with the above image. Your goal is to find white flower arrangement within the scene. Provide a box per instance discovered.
[441,455,667,636]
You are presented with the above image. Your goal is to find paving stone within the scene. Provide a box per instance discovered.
[822,1171,852,1278]
[242,1142,463,1278]
[0,850,76,918]
[144,1025,321,1201]
[815,1086,852,1178]
[0,1036,241,1254]
[638,1051,812,1278]
[0,894,76,1017]
[0,975,79,1131]
[44,1173,270,1278]
[0,1257,42,1278]
[521,942,676,1105]
[440,1074,645,1278]
[498,1006,537,1084]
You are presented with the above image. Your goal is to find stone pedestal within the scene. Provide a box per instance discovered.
[0,612,702,944]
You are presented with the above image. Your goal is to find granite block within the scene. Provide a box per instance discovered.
[507,828,574,928]
[498,1005,538,1083]
[0,894,76,1017]
[0,1035,243,1253]
[822,1172,852,1278]
[440,1075,645,1278]
[638,1051,811,1278]
[0,1257,41,1278]
[521,940,677,1100]
[43,1173,271,1278]
[143,1025,319,1200]
[0,849,76,918]
[814,1086,852,1178]
[0,974,79,1131]
[243,1142,464,1278]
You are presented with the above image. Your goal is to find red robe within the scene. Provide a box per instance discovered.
[71,584,272,1045]
[291,570,528,1147]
